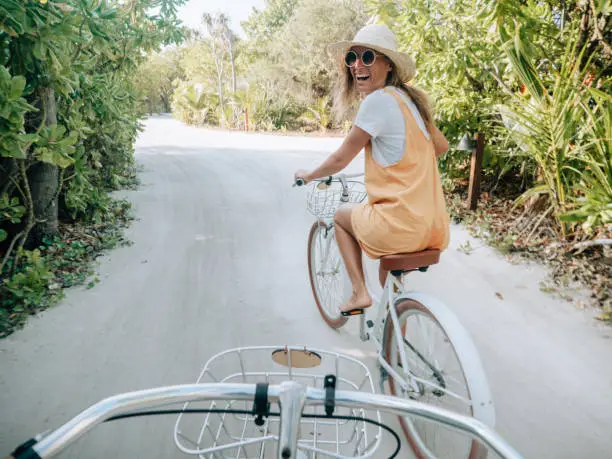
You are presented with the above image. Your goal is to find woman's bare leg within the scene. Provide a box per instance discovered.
[334,206,372,312]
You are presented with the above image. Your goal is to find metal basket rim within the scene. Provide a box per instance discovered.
[196,345,375,383]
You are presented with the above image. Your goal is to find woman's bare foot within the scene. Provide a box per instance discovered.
[339,292,372,313]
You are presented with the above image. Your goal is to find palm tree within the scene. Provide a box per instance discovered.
[497,25,610,236]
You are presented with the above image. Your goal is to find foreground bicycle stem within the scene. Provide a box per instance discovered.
[9,382,523,459]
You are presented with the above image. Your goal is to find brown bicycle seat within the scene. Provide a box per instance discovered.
[380,249,441,272]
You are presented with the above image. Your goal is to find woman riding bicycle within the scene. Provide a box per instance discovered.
[294,24,451,315]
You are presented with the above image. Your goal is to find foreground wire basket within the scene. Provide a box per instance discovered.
[305,181,367,220]
[173,346,382,458]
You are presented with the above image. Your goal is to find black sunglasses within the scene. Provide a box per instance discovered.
[344,49,382,67]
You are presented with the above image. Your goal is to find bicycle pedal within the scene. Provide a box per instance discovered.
[341,308,364,317]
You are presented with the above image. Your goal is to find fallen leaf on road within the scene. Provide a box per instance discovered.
[495,292,504,300]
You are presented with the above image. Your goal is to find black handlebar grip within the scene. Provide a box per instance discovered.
[295,178,305,186]
[10,438,41,459]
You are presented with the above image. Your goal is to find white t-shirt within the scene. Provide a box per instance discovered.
[353,86,431,167]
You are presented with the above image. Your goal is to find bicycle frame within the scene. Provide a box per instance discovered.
[316,224,494,421]
[365,274,423,391]
[315,228,419,386]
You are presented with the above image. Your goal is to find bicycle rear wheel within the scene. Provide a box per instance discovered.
[384,297,492,459]
[307,221,349,329]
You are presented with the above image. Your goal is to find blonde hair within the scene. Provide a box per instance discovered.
[332,58,433,128]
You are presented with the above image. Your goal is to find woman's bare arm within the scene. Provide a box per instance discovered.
[297,125,371,183]
[430,124,449,157]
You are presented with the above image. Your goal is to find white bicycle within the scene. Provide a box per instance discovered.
[296,173,496,459]
[7,346,521,459]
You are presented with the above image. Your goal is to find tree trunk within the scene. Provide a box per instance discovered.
[211,41,225,127]
[228,32,236,94]
[161,94,170,113]
[230,57,236,94]
[0,158,16,195]
[28,87,59,247]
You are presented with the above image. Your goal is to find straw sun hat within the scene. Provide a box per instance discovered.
[328,24,416,83]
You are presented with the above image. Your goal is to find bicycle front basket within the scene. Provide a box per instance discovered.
[306,181,367,219]
[173,345,383,458]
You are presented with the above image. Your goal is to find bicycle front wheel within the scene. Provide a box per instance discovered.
[307,221,349,329]
[384,298,491,459]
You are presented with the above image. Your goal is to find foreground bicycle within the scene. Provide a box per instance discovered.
[296,173,496,458]
[7,346,522,459]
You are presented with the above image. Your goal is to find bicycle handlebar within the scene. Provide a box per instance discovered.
[8,381,523,459]
[294,172,364,187]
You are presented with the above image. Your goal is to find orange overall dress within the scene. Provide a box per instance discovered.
[351,88,450,258]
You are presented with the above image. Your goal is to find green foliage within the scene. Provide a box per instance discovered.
[163,35,227,125]
[1,0,185,190]
[256,98,301,131]
[2,249,54,314]
[171,81,219,125]
[495,24,611,233]
[299,97,332,132]
[0,67,38,159]
[133,49,184,114]
[33,123,77,167]
[0,193,26,241]
[559,89,612,232]
[0,198,133,337]
[241,0,300,55]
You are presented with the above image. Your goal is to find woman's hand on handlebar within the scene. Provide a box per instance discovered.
[294,169,312,186]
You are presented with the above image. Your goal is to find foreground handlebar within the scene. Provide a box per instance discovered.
[8,381,523,459]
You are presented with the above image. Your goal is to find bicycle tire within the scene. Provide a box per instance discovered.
[307,220,348,329]
[383,298,488,459]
